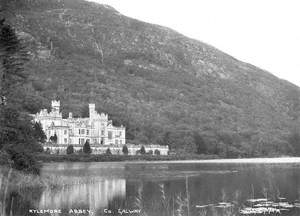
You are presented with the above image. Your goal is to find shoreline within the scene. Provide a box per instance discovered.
[35,153,218,163]
[35,153,300,164]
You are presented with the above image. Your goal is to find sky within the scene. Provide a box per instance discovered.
[89,0,300,86]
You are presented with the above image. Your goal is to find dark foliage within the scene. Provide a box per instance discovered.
[0,18,29,104]
[66,145,74,154]
[140,146,146,155]
[83,140,92,154]
[105,148,112,155]
[288,130,300,156]
[122,145,128,155]
[0,19,42,174]
[33,122,47,143]
[154,149,160,155]
[194,132,207,154]
[5,146,41,174]
[0,150,12,165]
[49,133,57,144]
[45,147,51,154]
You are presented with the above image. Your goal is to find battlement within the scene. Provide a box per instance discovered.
[51,100,60,108]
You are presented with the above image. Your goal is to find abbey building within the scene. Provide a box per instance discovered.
[33,100,126,146]
[33,100,169,155]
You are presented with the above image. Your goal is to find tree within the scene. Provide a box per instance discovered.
[66,145,74,155]
[154,149,160,155]
[106,148,112,155]
[288,130,300,156]
[162,131,172,146]
[83,140,92,154]
[50,133,58,144]
[45,147,51,154]
[9,150,40,175]
[33,122,46,143]
[0,18,29,105]
[194,132,207,154]
[140,146,146,155]
[0,19,41,174]
[122,145,129,155]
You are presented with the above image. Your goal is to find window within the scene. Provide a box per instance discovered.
[101,130,104,135]
[64,130,67,135]
[87,129,89,135]
[101,138,104,145]
[78,129,81,134]
[119,131,122,136]
[80,138,85,144]
[108,131,112,139]
[81,129,85,134]
[115,140,118,145]
[64,138,67,144]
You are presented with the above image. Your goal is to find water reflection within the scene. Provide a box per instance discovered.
[2,162,300,215]
[39,178,126,210]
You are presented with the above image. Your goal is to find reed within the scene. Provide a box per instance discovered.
[133,184,148,216]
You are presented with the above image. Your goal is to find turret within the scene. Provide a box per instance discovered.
[89,103,95,119]
[51,100,60,113]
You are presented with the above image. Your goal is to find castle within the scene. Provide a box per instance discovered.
[34,100,125,146]
[33,101,169,155]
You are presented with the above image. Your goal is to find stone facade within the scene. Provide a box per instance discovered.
[34,100,169,155]
[34,100,125,146]
[43,144,169,156]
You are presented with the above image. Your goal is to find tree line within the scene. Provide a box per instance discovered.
[0,18,46,174]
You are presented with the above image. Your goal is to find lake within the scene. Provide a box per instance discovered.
[2,159,300,216]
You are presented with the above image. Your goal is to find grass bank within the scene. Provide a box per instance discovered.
[0,166,62,190]
[35,153,219,163]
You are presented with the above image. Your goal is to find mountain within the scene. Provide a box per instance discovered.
[3,0,300,157]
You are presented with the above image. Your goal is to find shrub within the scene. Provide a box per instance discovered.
[106,148,112,155]
[33,122,47,143]
[50,134,58,144]
[154,149,160,155]
[45,147,51,154]
[140,146,146,155]
[122,145,129,155]
[148,150,153,155]
[7,149,41,175]
[66,145,74,154]
[83,140,92,154]
[0,150,12,165]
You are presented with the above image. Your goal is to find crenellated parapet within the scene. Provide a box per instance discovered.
[34,101,126,146]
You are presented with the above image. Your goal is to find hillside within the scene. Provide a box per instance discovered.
[3,0,300,157]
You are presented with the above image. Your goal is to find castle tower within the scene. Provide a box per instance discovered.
[51,100,60,113]
[89,103,96,119]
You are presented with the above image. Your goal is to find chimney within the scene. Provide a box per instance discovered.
[89,103,95,118]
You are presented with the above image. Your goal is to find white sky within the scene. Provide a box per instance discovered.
[89,0,300,86]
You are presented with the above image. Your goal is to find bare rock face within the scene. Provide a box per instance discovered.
[6,0,300,155]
